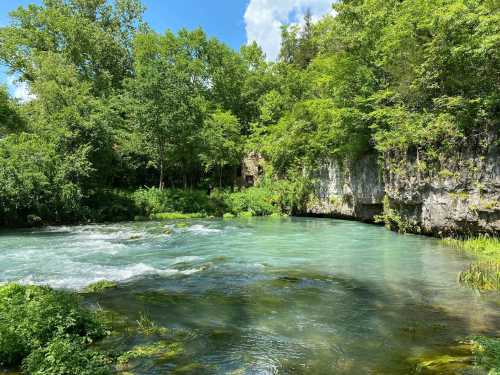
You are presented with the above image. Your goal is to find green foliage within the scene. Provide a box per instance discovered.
[83,281,118,294]
[458,261,500,291]
[0,133,93,226]
[223,187,281,217]
[0,85,23,136]
[442,236,500,291]
[374,196,420,234]
[200,110,243,187]
[442,236,500,260]
[0,0,498,227]
[132,188,213,216]
[0,284,107,368]
[23,337,112,375]
[471,336,500,373]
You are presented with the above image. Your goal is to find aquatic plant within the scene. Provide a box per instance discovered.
[459,262,500,291]
[136,312,169,336]
[442,236,500,260]
[471,336,500,374]
[442,235,500,291]
[83,280,118,293]
[117,341,184,368]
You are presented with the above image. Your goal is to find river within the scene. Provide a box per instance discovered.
[0,217,498,374]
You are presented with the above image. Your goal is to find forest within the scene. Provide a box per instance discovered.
[0,0,498,227]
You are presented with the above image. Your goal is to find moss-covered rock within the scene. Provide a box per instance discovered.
[151,212,205,220]
[83,280,118,293]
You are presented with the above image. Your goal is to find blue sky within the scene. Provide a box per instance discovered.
[1,0,334,99]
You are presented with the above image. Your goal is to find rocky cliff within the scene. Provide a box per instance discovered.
[306,141,500,236]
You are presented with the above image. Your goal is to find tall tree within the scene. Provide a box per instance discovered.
[200,110,242,188]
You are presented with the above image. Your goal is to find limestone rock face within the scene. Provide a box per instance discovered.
[241,152,264,187]
[306,143,500,236]
[307,154,384,221]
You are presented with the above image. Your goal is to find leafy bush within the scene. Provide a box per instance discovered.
[223,187,281,216]
[23,337,112,375]
[0,134,93,227]
[0,284,107,368]
[132,188,213,216]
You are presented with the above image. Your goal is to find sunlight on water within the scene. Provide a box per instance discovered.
[0,217,498,374]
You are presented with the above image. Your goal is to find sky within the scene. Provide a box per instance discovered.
[0,0,334,100]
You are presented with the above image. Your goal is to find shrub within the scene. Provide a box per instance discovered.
[223,187,281,216]
[132,188,213,216]
[0,284,106,367]
[22,337,112,375]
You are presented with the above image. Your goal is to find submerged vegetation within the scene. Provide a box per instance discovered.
[471,336,500,373]
[442,236,500,291]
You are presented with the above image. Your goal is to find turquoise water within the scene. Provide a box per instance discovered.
[0,217,498,374]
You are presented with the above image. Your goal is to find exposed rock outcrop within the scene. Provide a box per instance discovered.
[306,142,500,236]
[306,154,384,221]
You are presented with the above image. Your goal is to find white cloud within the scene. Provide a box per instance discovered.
[7,75,35,103]
[244,0,333,61]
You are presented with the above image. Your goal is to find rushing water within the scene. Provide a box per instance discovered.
[1,217,499,374]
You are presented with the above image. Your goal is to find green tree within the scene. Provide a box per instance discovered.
[127,31,206,189]
[0,86,23,136]
[200,110,242,188]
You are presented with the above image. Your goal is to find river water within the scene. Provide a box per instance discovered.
[0,217,498,374]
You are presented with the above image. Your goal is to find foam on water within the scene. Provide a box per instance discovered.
[186,224,222,235]
[0,222,214,290]
[16,262,205,290]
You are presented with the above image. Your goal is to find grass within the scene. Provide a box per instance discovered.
[459,262,500,291]
[441,235,500,291]
[442,236,500,260]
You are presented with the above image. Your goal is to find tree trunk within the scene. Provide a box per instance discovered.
[159,158,164,190]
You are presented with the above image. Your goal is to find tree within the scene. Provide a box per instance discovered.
[200,110,242,188]
[279,9,318,68]
[127,31,207,189]
[0,86,23,136]
[0,0,144,95]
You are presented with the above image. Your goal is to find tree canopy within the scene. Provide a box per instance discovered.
[0,0,498,225]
